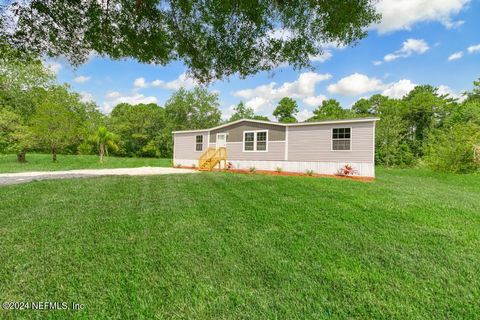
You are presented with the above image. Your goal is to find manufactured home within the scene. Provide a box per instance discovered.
[173,118,379,177]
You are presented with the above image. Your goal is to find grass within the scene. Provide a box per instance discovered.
[0,153,171,173]
[0,168,479,319]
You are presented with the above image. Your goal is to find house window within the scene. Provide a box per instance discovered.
[244,130,268,152]
[244,132,255,151]
[195,135,203,151]
[332,128,351,150]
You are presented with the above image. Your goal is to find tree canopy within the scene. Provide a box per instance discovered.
[273,97,298,123]
[2,0,379,82]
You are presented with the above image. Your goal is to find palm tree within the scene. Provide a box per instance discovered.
[93,126,118,163]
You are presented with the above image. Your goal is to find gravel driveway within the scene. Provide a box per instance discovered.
[0,167,198,186]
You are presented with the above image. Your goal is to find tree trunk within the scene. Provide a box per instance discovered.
[99,144,104,163]
[17,151,27,163]
[52,147,57,162]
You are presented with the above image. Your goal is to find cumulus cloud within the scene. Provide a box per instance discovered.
[374,0,469,34]
[79,91,94,103]
[310,51,332,63]
[74,75,91,83]
[232,72,331,115]
[297,109,314,122]
[133,73,197,90]
[467,44,480,54]
[302,95,327,107]
[235,72,331,101]
[102,91,158,113]
[383,39,429,62]
[448,51,464,61]
[437,85,466,102]
[327,73,384,96]
[133,77,148,88]
[381,79,417,99]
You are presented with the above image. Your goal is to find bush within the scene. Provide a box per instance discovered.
[306,169,314,176]
[275,166,282,173]
[249,167,256,173]
[424,123,480,173]
[77,142,93,155]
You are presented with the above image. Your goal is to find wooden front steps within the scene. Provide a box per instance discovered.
[199,147,227,171]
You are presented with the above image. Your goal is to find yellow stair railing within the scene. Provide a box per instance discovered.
[198,147,227,171]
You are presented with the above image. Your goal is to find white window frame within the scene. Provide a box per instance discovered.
[331,127,352,151]
[243,130,268,152]
[195,135,204,152]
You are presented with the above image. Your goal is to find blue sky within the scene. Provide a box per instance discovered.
[47,0,480,121]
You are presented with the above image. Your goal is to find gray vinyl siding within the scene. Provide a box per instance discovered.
[225,142,285,160]
[287,122,375,163]
[210,121,285,142]
[173,131,208,160]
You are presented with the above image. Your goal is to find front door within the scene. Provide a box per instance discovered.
[216,133,227,149]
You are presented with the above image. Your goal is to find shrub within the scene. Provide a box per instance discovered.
[175,163,182,168]
[337,164,359,176]
[306,169,314,176]
[191,163,196,168]
[424,122,480,173]
[77,141,93,155]
[275,166,282,173]
[249,167,256,173]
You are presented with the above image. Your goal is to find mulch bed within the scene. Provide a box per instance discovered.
[176,166,374,182]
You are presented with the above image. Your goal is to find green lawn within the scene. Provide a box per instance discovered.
[0,153,172,173]
[0,168,479,319]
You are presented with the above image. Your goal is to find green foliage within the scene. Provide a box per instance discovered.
[0,108,33,155]
[77,142,94,155]
[110,103,165,157]
[4,1,379,83]
[424,123,480,173]
[93,126,119,162]
[30,85,86,161]
[309,99,353,121]
[229,102,255,122]
[273,97,298,123]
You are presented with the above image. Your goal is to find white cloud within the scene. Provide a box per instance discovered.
[133,73,197,90]
[151,79,164,87]
[162,73,197,90]
[437,85,466,102]
[310,51,332,63]
[133,77,148,88]
[327,73,384,96]
[79,91,94,103]
[384,39,429,62]
[448,51,464,61]
[42,60,62,74]
[467,44,480,54]
[373,60,383,66]
[302,95,327,107]
[297,109,314,122]
[381,79,417,99]
[74,75,91,83]
[235,72,331,101]
[374,0,469,34]
[102,91,158,113]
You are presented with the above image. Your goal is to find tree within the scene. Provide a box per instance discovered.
[30,86,84,161]
[273,97,298,123]
[229,102,255,122]
[464,78,480,102]
[424,122,480,173]
[309,99,352,121]
[3,1,379,83]
[229,101,269,122]
[0,42,53,162]
[110,103,165,157]
[401,85,454,157]
[93,126,118,163]
[0,109,33,160]
[352,94,388,116]
[165,87,221,130]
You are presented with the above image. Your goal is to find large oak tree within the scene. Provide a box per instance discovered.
[2,0,379,82]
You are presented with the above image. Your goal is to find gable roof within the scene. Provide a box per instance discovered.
[172,117,380,134]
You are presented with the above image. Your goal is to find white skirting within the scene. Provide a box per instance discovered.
[174,158,375,177]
